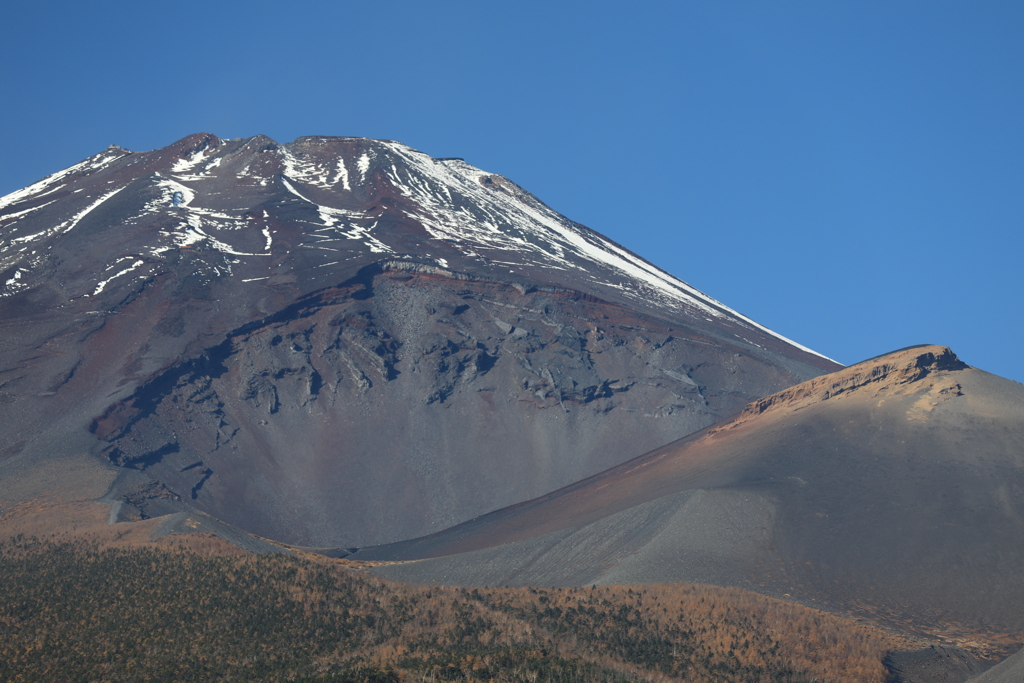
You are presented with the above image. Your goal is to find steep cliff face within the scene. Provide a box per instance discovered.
[0,134,838,546]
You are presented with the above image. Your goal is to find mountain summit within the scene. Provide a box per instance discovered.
[0,134,838,546]
[0,132,835,348]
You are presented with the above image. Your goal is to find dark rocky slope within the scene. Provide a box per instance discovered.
[0,134,837,546]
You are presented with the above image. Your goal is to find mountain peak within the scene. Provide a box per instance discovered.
[1,132,838,547]
[0,132,835,365]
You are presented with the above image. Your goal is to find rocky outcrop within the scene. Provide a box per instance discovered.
[724,345,967,427]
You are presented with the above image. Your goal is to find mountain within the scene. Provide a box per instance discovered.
[0,133,837,547]
[356,345,1024,635]
[968,647,1024,683]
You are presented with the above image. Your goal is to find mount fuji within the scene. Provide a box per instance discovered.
[0,133,838,547]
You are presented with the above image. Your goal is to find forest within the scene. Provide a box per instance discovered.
[0,533,908,682]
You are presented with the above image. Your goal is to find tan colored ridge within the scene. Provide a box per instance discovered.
[712,345,966,434]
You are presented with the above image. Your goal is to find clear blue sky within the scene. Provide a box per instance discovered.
[3,1,1022,381]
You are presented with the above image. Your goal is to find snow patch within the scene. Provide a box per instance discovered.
[93,259,144,295]
[281,149,333,189]
[0,199,58,225]
[136,179,216,225]
[334,158,351,191]
[280,176,393,254]
[0,148,125,213]
[379,142,832,361]
[58,186,128,234]
[357,153,371,183]
[154,174,196,207]
[171,144,218,175]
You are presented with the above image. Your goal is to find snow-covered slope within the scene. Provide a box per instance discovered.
[0,133,829,361]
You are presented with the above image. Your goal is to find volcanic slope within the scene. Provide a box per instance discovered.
[968,647,1024,683]
[0,133,837,547]
[358,345,1024,635]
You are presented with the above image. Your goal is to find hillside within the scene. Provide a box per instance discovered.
[354,346,1024,638]
[0,528,910,683]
